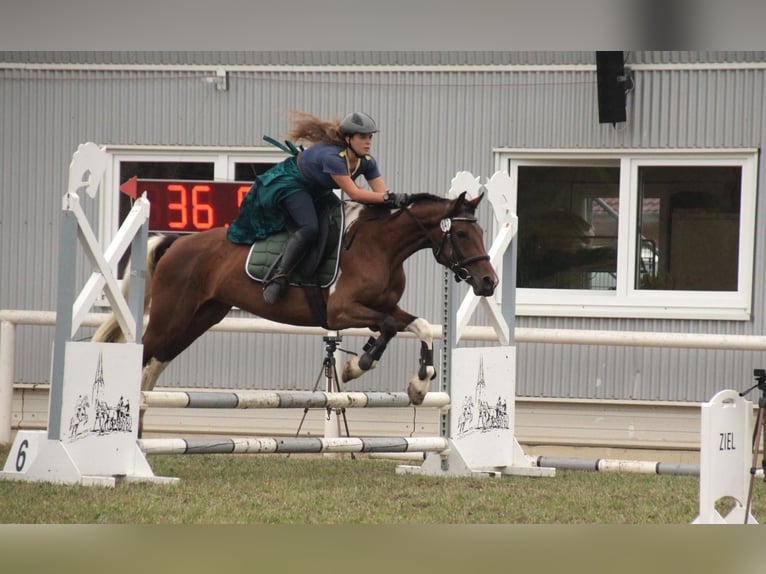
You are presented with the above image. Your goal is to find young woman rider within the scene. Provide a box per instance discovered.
[227,111,408,303]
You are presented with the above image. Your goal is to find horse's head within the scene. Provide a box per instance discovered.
[430,192,498,296]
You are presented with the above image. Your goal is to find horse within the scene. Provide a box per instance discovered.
[94,192,498,430]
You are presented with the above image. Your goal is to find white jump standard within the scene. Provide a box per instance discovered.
[0,143,167,487]
[397,171,554,478]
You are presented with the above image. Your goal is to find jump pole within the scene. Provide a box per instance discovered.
[142,390,451,410]
[398,171,554,478]
[138,436,449,455]
[0,143,175,487]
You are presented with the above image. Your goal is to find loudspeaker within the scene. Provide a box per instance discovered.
[596,51,627,124]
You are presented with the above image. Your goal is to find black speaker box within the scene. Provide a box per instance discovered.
[596,51,627,124]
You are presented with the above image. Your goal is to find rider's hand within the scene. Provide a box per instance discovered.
[382,192,409,208]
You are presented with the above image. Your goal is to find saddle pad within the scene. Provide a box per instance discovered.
[245,202,344,288]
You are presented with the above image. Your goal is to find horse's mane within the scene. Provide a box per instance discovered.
[353,192,474,229]
[405,192,443,205]
[406,192,478,215]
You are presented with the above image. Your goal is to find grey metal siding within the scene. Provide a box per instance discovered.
[3,51,765,66]
[2,52,766,402]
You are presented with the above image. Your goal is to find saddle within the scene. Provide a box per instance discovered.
[245,200,344,288]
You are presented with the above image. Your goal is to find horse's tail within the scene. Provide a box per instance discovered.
[92,234,179,343]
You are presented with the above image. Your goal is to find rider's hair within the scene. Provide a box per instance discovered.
[286,110,345,146]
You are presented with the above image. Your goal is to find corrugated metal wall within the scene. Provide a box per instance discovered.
[3,51,765,65]
[2,52,766,402]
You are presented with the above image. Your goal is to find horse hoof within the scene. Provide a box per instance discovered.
[407,379,428,405]
[342,357,362,382]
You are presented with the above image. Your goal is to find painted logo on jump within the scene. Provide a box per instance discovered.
[456,356,509,437]
[67,352,132,442]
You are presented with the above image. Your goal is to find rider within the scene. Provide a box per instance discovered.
[227,111,409,304]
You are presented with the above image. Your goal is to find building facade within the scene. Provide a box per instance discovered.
[2,52,766,449]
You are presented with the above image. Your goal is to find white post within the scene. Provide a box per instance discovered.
[0,321,15,444]
[693,389,758,524]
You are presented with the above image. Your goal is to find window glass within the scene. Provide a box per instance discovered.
[636,166,741,291]
[517,165,620,290]
[234,162,277,181]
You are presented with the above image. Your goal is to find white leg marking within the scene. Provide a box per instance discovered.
[141,358,169,392]
[405,317,433,347]
[341,355,377,382]
[405,318,435,404]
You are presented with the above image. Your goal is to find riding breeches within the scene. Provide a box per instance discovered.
[280,190,320,242]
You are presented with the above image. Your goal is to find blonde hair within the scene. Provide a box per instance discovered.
[285,110,345,146]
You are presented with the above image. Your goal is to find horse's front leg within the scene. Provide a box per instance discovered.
[403,316,437,405]
[339,308,437,406]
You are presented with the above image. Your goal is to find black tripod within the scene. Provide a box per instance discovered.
[740,368,766,524]
[293,335,355,458]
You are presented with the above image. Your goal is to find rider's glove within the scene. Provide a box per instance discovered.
[382,192,410,208]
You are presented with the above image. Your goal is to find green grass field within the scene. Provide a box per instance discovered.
[1,445,763,524]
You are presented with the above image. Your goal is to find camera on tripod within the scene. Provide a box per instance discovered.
[747,369,766,405]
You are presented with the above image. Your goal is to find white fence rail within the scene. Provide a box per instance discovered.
[6,308,766,444]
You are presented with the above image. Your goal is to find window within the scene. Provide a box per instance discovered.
[517,164,620,290]
[499,150,758,320]
[635,165,741,292]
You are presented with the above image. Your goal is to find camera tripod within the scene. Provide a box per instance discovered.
[292,335,356,458]
[740,368,766,524]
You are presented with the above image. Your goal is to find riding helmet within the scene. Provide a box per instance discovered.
[339,112,378,136]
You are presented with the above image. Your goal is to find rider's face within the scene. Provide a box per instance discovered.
[347,133,373,157]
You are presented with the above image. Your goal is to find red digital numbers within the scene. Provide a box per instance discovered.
[237,185,249,207]
[167,184,215,230]
[132,180,252,233]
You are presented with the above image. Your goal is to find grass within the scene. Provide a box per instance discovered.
[1,444,763,524]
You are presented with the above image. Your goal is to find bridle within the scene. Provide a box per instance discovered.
[402,206,490,283]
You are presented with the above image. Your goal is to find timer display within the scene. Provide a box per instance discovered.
[120,177,251,233]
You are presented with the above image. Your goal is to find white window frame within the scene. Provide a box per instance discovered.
[495,148,759,320]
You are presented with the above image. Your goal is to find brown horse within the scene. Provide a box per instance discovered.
[94,192,497,412]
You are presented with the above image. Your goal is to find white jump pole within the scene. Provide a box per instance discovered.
[138,436,450,456]
[142,390,452,410]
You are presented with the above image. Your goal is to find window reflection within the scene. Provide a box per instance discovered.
[517,166,620,290]
[636,166,741,291]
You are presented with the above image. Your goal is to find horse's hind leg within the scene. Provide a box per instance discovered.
[138,299,231,433]
[142,299,232,389]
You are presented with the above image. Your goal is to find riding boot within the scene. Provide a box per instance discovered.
[263,233,309,304]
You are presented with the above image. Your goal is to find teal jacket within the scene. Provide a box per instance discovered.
[227,155,334,244]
